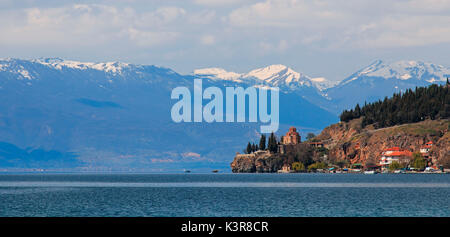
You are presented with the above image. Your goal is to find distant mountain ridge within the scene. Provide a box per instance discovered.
[0,58,337,171]
[340,60,450,85]
[194,60,449,114]
[0,57,448,171]
[194,64,330,91]
[324,60,450,113]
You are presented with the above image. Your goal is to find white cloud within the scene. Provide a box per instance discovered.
[200,35,216,45]
[187,10,216,24]
[350,15,450,48]
[127,28,179,47]
[228,0,346,28]
[193,0,254,7]
[0,4,185,48]
[226,0,450,49]
[258,39,289,54]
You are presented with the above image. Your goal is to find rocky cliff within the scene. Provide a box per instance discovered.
[230,119,450,172]
[230,150,284,173]
[315,118,449,166]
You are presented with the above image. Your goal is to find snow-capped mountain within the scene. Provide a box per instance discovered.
[193,68,242,82]
[324,60,450,113]
[194,64,343,114]
[243,64,313,88]
[194,64,333,91]
[34,57,132,74]
[0,58,337,171]
[310,77,339,91]
[195,60,450,115]
[341,60,450,85]
[0,57,179,82]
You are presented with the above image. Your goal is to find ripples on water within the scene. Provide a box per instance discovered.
[0,173,449,217]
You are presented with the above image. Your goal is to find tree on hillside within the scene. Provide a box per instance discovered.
[306,133,316,140]
[246,142,252,154]
[259,134,266,150]
[339,83,449,128]
[411,152,426,170]
[268,132,278,153]
[389,161,402,171]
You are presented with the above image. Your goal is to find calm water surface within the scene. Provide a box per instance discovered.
[0,173,449,217]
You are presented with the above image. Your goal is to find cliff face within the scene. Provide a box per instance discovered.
[315,119,450,165]
[230,151,284,173]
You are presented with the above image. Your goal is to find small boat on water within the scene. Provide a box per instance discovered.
[364,170,376,174]
[212,170,219,173]
[184,169,191,173]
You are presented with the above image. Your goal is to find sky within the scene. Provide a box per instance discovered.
[0,0,449,81]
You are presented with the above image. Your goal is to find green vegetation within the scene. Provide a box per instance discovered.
[340,83,449,128]
[259,134,266,151]
[389,161,402,171]
[245,142,252,154]
[315,147,329,157]
[245,142,259,154]
[267,132,278,153]
[308,162,327,172]
[244,132,277,154]
[291,162,305,172]
[306,132,316,140]
[411,152,427,170]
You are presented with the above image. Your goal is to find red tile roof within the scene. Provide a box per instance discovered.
[384,147,401,151]
[385,151,412,157]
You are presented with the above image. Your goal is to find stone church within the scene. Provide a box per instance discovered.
[282,127,301,145]
[279,127,301,154]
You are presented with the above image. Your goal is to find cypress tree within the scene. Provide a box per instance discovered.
[246,142,252,154]
[268,132,278,153]
[259,134,266,150]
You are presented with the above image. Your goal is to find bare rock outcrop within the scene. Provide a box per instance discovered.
[316,119,449,166]
[230,150,284,173]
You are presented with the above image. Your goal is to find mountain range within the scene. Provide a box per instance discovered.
[0,58,448,171]
[194,60,450,114]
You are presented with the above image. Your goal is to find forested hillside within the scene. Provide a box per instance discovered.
[340,80,449,128]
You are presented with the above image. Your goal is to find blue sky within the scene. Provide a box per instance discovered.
[0,0,449,81]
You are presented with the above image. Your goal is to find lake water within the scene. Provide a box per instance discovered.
[0,173,449,217]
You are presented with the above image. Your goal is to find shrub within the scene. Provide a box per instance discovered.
[292,162,305,172]
[308,162,327,172]
[411,153,427,170]
[389,161,402,171]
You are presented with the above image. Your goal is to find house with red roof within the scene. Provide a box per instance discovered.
[379,147,412,169]
[420,141,435,166]
[420,141,433,155]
